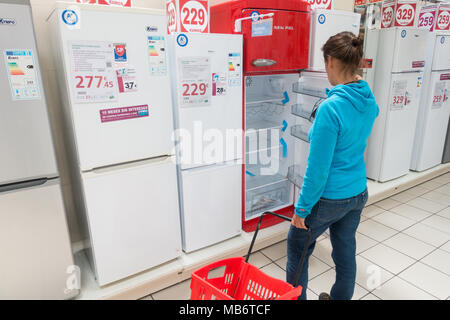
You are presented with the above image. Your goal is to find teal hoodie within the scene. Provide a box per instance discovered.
[295,80,379,219]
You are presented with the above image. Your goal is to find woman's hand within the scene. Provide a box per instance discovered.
[291,214,308,230]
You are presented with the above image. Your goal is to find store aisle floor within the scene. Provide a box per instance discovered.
[143,173,450,300]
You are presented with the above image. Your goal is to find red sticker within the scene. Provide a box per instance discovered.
[441,74,450,81]
[412,61,425,68]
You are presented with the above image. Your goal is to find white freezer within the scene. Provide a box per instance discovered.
[0,179,75,299]
[309,9,361,72]
[50,4,175,171]
[0,1,58,184]
[81,157,181,286]
[180,162,241,253]
[168,33,243,170]
[411,33,450,172]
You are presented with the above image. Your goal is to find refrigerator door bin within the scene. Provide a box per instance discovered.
[287,165,305,188]
[292,82,327,99]
[290,125,310,142]
[245,179,291,221]
[291,104,315,121]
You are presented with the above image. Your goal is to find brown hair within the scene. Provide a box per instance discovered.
[322,31,363,75]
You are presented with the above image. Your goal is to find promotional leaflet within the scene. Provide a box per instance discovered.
[68,41,118,103]
[3,49,40,100]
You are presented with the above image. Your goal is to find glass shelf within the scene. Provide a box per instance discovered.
[291,104,313,121]
[290,125,309,142]
[292,82,327,99]
[246,119,284,132]
[288,165,305,188]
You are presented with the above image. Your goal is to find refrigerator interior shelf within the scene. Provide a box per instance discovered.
[292,82,327,99]
[246,95,285,106]
[245,166,287,192]
[287,165,305,188]
[246,119,284,132]
[291,104,314,121]
[290,125,310,142]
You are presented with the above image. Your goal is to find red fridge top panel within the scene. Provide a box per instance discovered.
[211,0,311,73]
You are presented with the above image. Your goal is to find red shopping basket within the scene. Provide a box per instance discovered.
[190,212,312,300]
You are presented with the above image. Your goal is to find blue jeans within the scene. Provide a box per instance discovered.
[286,189,368,300]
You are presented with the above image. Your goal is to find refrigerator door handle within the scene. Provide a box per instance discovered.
[252,59,277,67]
[0,178,48,194]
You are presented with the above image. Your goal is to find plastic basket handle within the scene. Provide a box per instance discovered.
[245,211,312,287]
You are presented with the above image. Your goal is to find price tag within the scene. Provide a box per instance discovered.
[418,5,438,32]
[381,0,396,29]
[167,0,177,34]
[179,57,211,107]
[69,41,118,103]
[435,5,450,31]
[354,0,367,6]
[97,0,132,7]
[394,1,416,27]
[212,73,227,96]
[180,0,209,33]
[391,79,408,110]
[116,68,138,93]
[308,0,333,10]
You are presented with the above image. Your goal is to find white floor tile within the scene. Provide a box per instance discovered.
[308,256,333,280]
[140,295,154,300]
[441,241,450,253]
[311,238,334,267]
[421,249,450,276]
[355,232,378,254]
[383,233,435,260]
[260,240,287,261]
[390,191,418,203]
[248,251,272,269]
[405,185,431,197]
[432,175,450,185]
[259,263,287,282]
[389,203,434,222]
[407,197,448,213]
[152,279,192,300]
[355,255,395,291]
[357,219,398,242]
[274,256,287,271]
[362,205,386,218]
[399,262,450,300]
[421,215,450,235]
[307,289,318,300]
[434,184,450,196]
[371,211,416,231]
[421,179,446,190]
[373,198,402,211]
[360,293,381,300]
[307,269,368,300]
[421,191,450,206]
[360,244,416,275]
[436,207,450,220]
[372,276,437,300]
[403,223,450,247]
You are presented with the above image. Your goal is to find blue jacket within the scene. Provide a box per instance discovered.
[295,80,379,218]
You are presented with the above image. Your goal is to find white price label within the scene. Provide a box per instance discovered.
[179,57,211,107]
[391,79,408,110]
[180,0,208,33]
[395,3,416,27]
[432,81,447,108]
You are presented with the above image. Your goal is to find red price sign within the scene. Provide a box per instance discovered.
[381,3,395,28]
[354,0,366,6]
[167,0,177,34]
[392,95,406,106]
[308,0,333,10]
[395,2,416,27]
[180,0,209,33]
[182,82,208,97]
[75,75,114,89]
[76,0,97,3]
[436,6,450,31]
[97,0,132,7]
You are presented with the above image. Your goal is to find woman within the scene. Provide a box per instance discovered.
[286,32,379,300]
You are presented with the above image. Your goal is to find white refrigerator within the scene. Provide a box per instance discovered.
[366,28,428,182]
[48,3,181,286]
[0,0,75,299]
[168,33,243,253]
[411,32,450,172]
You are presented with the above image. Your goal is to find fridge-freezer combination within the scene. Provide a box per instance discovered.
[411,32,450,172]
[48,3,182,286]
[366,28,428,182]
[167,33,243,253]
[0,0,76,299]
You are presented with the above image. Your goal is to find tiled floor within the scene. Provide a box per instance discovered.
[143,173,450,300]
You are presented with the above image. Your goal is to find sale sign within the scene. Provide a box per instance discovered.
[435,4,450,31]
[76,0,97,4]
[394,0,417,27]
[166,0,209,34]
[381,0,396,29]
[417,4,438,32]
[354,0,366,6]
[308,0,333,10]
[98,0,132,7]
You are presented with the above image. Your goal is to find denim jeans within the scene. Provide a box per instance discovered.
[286,188,368,300]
